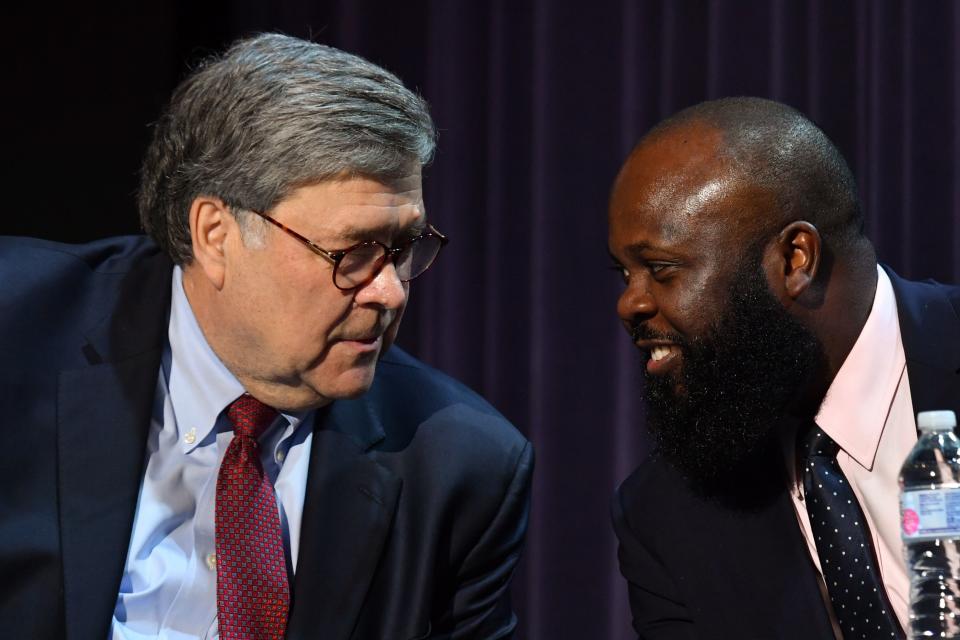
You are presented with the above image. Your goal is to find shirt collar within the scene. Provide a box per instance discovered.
[815,265,906,470]
[167,266,246,453]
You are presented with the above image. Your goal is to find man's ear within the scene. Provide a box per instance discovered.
[767,221,821,300]
[188,196,234,290]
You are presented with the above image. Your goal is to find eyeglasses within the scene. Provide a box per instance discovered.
[247,209,449,291]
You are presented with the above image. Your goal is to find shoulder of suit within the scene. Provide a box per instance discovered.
[883,263,960,314]
[370,346,529,459]
[0,235,163,275]
[616,453,686,512]
[0,235,171,363]
[611,454,693,552]
[377,347,507,419]
[0,235,168,317]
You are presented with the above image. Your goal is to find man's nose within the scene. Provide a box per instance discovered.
[617,281,658,327]
[355,260,407,309]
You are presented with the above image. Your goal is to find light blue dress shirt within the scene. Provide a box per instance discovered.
[110,267,314,640]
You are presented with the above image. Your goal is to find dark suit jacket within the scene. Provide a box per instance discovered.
[0,236,533,640]
[612,268,960,639]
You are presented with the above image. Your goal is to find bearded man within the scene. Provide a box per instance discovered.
[608,97,960,639]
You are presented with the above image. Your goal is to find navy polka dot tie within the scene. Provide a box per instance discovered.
[216,394,290,640]
[800,424,903,639]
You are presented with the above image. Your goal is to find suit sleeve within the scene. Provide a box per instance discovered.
[437,440,533,640]
[612,486,697,640]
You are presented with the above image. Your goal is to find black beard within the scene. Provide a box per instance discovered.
[638,257,827,502]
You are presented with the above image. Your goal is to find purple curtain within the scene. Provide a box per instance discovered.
[7,2,960,638]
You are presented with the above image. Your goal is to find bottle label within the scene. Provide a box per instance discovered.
[901,487,960,540]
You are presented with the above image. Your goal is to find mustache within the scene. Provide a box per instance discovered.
[629,320,686,346]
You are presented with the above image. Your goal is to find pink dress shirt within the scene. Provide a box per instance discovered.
[788,266,917,635]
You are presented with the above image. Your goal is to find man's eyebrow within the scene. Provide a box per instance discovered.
[326,226,371,243]
[624,240,655,252]
[328,220,429,245]
[618,240,659,257]
[614,241,685,265]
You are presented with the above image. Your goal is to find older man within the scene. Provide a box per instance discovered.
[0,34,531,640]
[609,97,960,639]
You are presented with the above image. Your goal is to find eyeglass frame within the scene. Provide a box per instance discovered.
[244,207,449,291]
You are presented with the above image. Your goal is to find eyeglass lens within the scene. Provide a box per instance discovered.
[335,234,443,289]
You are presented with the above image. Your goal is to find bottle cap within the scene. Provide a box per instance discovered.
[917,410,957,432]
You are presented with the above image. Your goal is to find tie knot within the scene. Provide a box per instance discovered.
[800,423,839,459]
[226,394,278,440]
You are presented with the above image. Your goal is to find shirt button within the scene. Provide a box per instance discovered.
[184,428,197,445]
[275,449,285,463]
[206,552,216,571]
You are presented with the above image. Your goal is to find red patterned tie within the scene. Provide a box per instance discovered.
[216,393,290,640]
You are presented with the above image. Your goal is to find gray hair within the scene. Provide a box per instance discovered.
[139,33,436,265]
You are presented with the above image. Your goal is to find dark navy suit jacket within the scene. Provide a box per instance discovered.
[612,268,960,639]
[0,236,532,640]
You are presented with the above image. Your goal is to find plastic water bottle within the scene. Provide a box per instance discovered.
[900,410,960,639]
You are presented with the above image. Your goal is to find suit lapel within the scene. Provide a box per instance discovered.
[58,354,159,640]
[56,246,172,639]
[286,392,401,640]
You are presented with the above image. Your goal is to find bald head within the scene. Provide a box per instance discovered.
[639,96,864,250]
